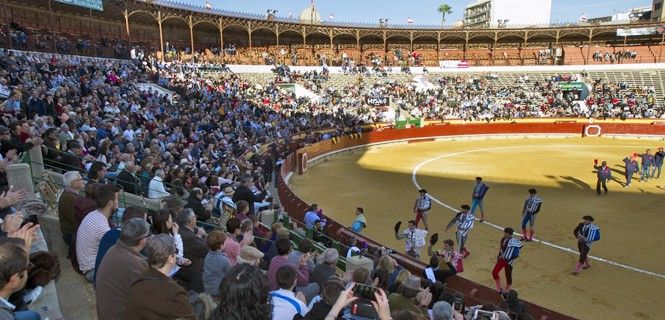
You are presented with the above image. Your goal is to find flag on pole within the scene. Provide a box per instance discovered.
[205,0,212,10]
[407,17,414,24]
[579,13,587,22]
[329,13,334,20]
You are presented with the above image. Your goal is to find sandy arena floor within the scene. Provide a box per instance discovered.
[289,137,665,320]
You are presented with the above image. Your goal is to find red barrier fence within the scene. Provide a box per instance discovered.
[278,122,665,320]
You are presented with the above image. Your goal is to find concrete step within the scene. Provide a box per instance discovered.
[39,215,97,320]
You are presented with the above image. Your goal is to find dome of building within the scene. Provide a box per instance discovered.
[299,5,321,24]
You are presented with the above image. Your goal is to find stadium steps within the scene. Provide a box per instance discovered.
[40,215,98,320]
[27,223,66,320]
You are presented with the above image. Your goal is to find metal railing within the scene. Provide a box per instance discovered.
[198,218,351,272]
[151,0,639,30]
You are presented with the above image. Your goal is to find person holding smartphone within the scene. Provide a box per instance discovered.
[322,283,395,320]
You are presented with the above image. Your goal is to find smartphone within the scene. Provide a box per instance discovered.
[350,301,378,319]
[352,283,378,300]
[473,309,497,320]
[453,297,464,312]
[21,215,39,228]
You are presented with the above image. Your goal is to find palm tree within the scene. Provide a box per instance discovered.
[437,4,452,26]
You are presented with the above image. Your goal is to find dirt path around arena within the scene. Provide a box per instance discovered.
[289,137,665,320]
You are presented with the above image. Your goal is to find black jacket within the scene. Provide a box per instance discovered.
[310,263,337,290]
[42,139,61,169]
[294,300,337,320]
[176,226,207,293]
[59,151,84,173]
[116,169,141,195]
[186,194,211,222]
[422,262,457,284]
[232,185,264,216]
[1,137,34,157]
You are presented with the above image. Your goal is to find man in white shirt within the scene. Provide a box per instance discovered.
[122,125,135,142]
[148,169,170,199]
[270,265,309,320]
[76,184,120,282]
[396,220,428,259]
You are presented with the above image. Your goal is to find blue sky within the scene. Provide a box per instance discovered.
[202,0,652,25]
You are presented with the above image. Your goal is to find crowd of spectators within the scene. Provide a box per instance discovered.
[0,208,43,320]
[0,42,662,319]
[592,50,638,64]
[0,23,138,59]
[0,46,661,201]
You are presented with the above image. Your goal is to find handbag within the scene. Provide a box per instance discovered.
[27,251,61,289]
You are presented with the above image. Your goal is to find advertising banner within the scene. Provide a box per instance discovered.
[439,60,469,69]
[365,97,390,106]
[616,27,657,37]
[55,0,103,11]
[558,82,585,90]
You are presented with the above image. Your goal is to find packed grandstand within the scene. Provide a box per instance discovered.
[0,1,664,320]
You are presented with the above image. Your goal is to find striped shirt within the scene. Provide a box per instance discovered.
[500,238,524,265]
[455,212,475,236]
[76,209,110,273]
[581,223,600,247]
[523,196,543,214]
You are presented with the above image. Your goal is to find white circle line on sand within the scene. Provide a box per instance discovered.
[411,144,665,280]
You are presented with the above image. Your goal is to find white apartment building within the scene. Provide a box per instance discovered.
[464,0,552,28]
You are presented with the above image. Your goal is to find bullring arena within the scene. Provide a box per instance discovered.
[285,121,665,320]
[3,0,665,320]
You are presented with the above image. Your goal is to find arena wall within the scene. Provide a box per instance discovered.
[277,121,665,320]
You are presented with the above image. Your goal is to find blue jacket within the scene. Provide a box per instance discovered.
[93,228,121,284]
[655,151,664,167]
[623,158,639,174]
[595,165,612,180]
[640,154,654,166]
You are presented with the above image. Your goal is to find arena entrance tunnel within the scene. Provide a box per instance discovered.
[278,119,665,320]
